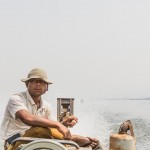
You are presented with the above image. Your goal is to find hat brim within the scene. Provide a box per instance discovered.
[21,77,53,84]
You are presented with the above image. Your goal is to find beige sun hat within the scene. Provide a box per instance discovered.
[21,68,53,84]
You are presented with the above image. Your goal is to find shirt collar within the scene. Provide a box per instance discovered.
[25,90,46,109]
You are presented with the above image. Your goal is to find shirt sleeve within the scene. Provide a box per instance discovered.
[7,94,28,119]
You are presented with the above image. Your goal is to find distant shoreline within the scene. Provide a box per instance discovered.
[85,98,150,101]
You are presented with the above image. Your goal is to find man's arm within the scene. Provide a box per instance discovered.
[16,109,71,139]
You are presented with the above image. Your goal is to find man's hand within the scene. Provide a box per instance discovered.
[56,122,71,139]
[62,115,78,127]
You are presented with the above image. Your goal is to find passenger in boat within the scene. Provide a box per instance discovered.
[118,120,135,137]
[0,68,105,150]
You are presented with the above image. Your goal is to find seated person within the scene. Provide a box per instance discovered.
[0,68,105,150]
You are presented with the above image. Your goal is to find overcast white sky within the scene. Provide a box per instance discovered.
[0,0,150,101]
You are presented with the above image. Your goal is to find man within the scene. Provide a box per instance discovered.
[0,68,104,150]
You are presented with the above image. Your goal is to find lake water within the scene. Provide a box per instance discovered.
[0,99,149,150]
[70,99,150,150]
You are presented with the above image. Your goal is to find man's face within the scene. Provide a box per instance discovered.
[26,78,48,97]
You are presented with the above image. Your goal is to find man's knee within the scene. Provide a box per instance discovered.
[23,127,52,138]
[12,127,52,150]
